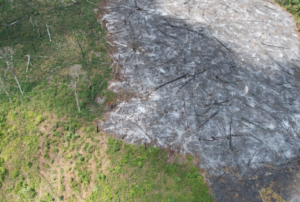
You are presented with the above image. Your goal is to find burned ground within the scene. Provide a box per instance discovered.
[100,0,300,201]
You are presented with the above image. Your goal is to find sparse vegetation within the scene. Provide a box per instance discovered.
[0,105,213,201]
[0,0,114,120]
[275,0,300,27]
[0,0,212,201]
[88,138,212,201]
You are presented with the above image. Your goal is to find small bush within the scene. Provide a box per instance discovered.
[21,186,36,199]
[44,154,50,159]
[107,138,122,154]
[0,167,7,186]
[87,145,95,153]
[36,115,44,125]
[97,173,106,181]
[12,170,20,179]
[52,148,59,153]
[79,156,84,162]
[83,143,89,151]
[27,162,33,168]
[53,131,62,137]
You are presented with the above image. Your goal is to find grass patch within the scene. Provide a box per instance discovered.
[0,102,213,201]
[0,0,212,201]
[0,0,114,121]
[87,138,213,202]
[275,0,300,28]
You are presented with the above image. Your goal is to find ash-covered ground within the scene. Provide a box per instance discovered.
[99,0,300,201]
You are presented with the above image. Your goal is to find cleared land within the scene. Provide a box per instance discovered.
[101,0,300,201]
[0,0,212,201]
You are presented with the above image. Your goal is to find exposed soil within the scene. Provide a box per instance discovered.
[36,115,110,201]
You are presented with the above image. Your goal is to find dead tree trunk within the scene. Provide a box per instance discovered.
[69,64,85,112]
[35,19,42,37]
[0,47,23,96]
[46,24,51,42]
[10,66,23,96]
[9,54,23,95]
[0,76,12,103]
[76,37,85,58]
[25,54,30,73]
[73,81,81,112]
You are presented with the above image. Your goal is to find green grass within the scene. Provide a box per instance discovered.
[87,138,212,202]
[0,104,213,201]
[0,0,114,120]
[275,0,300,27]
[0,0,212,201]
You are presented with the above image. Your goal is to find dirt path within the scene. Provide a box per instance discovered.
[100,0,300,201]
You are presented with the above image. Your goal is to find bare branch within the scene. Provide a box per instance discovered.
[0,76,12,103]
[68,64,86,112]
[46,24,51,42]
[25,55,30,73]
[35,19,42,37]
[76,37,85,58]
[0,47,23,96]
